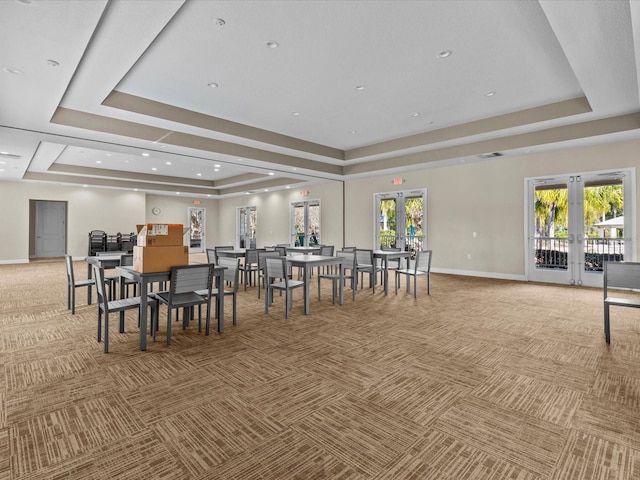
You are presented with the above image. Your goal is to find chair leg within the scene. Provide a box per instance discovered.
[71,287,76,314]
[604,305,611,343]
[104,312,109,353]
[232,293,237,325]
[167,307,173,345]
[97,309,102,342]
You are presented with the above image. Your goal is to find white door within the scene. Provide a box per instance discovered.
[35,201,66,257]
[527,169,635,287]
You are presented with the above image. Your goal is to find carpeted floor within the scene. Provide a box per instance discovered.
[0,258,639,479]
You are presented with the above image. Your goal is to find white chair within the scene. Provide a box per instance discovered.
[394,250,432,297]
[264,256,304,319]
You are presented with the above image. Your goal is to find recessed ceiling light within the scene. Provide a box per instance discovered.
[214,168,219,172]
[213,17,225,26]
[0,161,6,164]
[292,167,297,171]
[0,169,5,172]
[45,59,59,67]
[2,67,24,75]
[96,160,101,164]
[264,189,269,192]
[286,186,290,189]
[165,161,171,165]
[266,41,279,48]
[106,153,111,157]
[426,121,434,125]
[176,192,180,195]
[349,130,357,134]
[410,112,420,117]
[268,172,274,176]
[207,82,219,88]
[214,164,221,168]
[142,152,150,157]
[436,50,452,59]
[82,184,88,188]
[484,91,496,97]
[197,173,202,177]
[134,188,139,191]
[207,194,211,197]
[124,160,130,163]
[15,0,35,4]
[291,112,300,116]
[151,167,157,171]
[355,85,365,91]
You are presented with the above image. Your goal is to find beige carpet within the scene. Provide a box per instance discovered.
[0,259,639,479]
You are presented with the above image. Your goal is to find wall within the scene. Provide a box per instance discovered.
[344,138,640,279]
[0,182,146,263]
[217,182,344,248]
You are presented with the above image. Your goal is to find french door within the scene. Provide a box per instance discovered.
[237,206,257,249]
[291,200,320,246]
[527,169,635,287]
[374,189,426,253]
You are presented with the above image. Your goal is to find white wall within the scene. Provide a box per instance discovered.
[344,138,640,278]
[218,182,344,248]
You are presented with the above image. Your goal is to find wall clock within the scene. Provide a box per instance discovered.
[151,207,161,216]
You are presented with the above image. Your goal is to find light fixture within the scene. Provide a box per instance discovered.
[264,189,269,192]
[410,112,420,117]
[151,167,157,171]
[2,67,24,75]
[349,130,357,134]
[165,161,171,165]
[213,17,225,26]
[197,173,202,177]
[176,192,180,195]
[268,172,274,176]
[207,82,219,88]
[142,152,150,156]
[45,59,59,67]
[286,186,290,189]
[82,184,88,188]
[214,168,219,172]
[214,164,221,168]
[96,160,102,164]
[291,112,300,116]
[266,41,279,49]
[355,85,365,91]
[436,50,452,58]
[484,91,496,97]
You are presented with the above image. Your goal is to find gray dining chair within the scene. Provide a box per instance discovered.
[394,249,433,297]
[65,254,94,314]
[257,250,282,298]
[264,256,304,319]
[153,264,214,344]
[197,256,240,326]
[239,248,263,290]
[318,250,357,303]
[92,264,158,353]
[355,248,381,292]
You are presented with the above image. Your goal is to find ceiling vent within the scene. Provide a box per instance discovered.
[477,152,503,159]
[0,152,21,159]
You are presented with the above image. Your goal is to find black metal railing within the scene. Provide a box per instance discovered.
[534,236,623,272]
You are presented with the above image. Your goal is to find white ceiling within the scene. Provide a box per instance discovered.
[1,0,640,198]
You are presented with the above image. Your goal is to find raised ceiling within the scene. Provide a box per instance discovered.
[1,0,640,198]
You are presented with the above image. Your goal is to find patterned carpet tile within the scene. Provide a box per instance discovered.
[0,428,9,480]
[376,428,542,480]
[240,371,348,425]
[198,428,365,480]
[293,394,428,477]
[360,372,460,427]
[5,372,118,426]
[573,394,640,450]
[301,353,391,392]
[152,395,285,477]
[409,351,494,392]
[9,394,145,477]
[470,371,583,428]
[13,430,190,480]
[435,336,510,369]
[551,430,640,480]
[5,350,97,391]
[433,396,569,477]
[523,338,601,369]
[496,351,596,394]
[590,371,640,409]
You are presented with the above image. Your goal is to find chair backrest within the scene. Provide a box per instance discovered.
[96,250,127,256]
[415,250,433,273]
[218,256,240,290]
[258,250,281,271]
[381,246,402,267]
[265,256,288,282]
[245,248,261,265]
[275,246,287,256]
[342,246,356,252]
[65,254,75,285]
[170,264,213,295]
[120,254,134,267]
[92,264,109,308]
[320,245,334,256]
[355,249,374,267]
[336,250,356,276]
[214,246,233,262]
[604,261,640,295]
[206,248,217,264]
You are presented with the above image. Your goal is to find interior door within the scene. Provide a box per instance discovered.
[35,200,66,257]
[237,206,257,248]
[528,169,634,287]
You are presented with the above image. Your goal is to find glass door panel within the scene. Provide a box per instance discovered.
[291,200,321,246]
[375,189,426,254]
[237,206,257,249]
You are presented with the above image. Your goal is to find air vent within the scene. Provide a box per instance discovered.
[0,152,21,159]
[477,152,503,159]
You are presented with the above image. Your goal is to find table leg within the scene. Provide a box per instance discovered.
[339,261,344,305]
[384,257,390,295]
[139,279,148,351]
[87,262,93,304]
[217,270,224,333]
[304,264,311,314]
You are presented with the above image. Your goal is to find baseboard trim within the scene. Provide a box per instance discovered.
[432,267,527,282]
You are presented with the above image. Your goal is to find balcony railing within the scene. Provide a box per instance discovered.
[535,236,624,272]
[378,235,424,255]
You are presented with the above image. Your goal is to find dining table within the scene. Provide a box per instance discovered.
[216,249,247,259]
[117,265,226,351]
[373,249,412,295]
[285,254,344,314]
[285,246,321,255]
